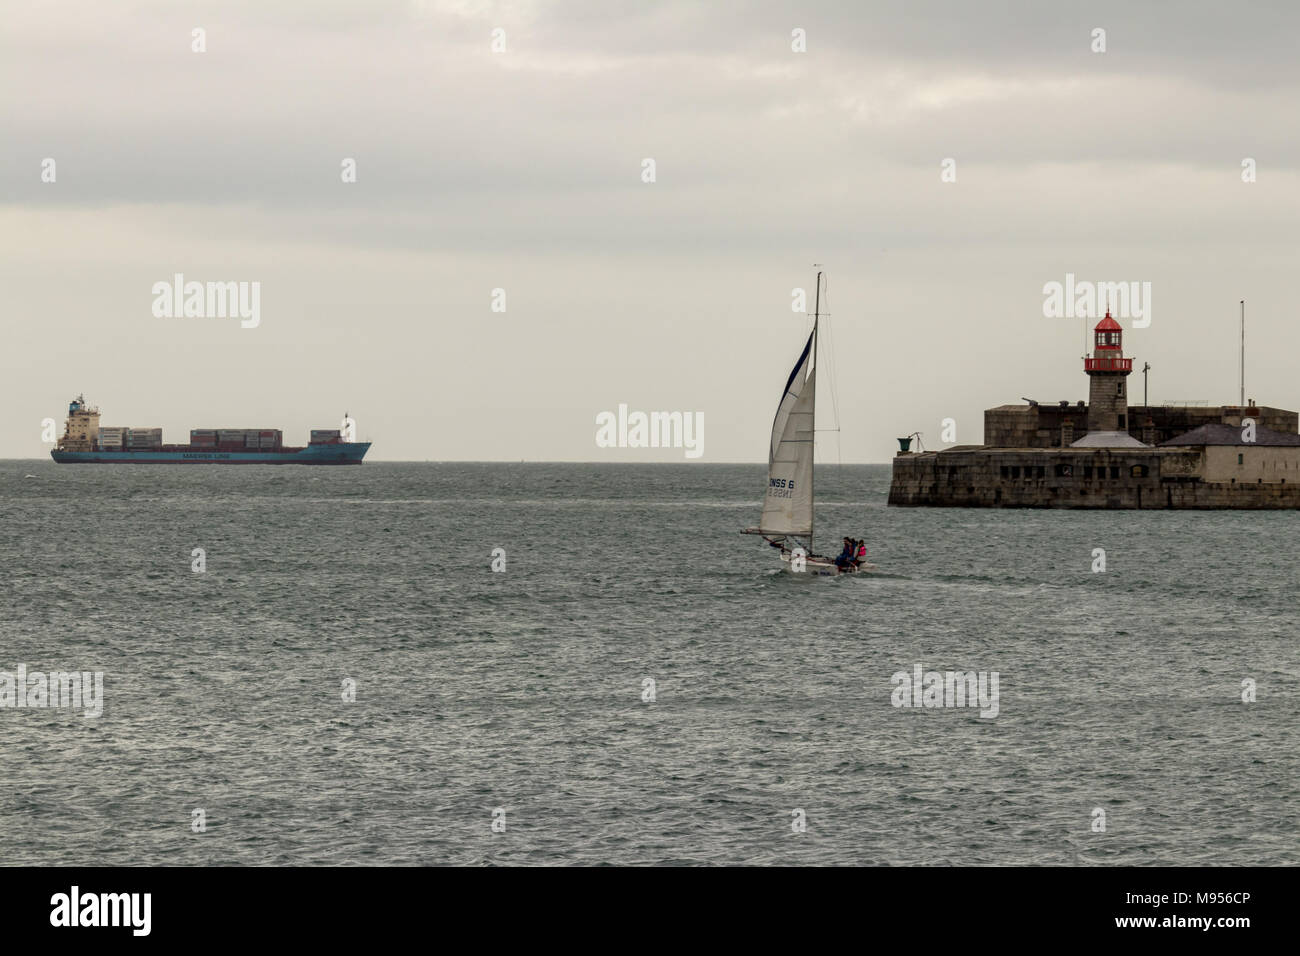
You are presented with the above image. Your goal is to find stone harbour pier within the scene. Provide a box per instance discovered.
[889,314,1300,509]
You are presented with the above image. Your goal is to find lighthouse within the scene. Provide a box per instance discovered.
[1072,312,1147,446]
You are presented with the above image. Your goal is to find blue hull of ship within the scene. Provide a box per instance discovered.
[51,443,372,465]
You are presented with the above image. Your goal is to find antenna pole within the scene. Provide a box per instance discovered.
[1239,300,1245,407]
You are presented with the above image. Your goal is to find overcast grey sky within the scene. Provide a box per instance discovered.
[3,0,1298,460]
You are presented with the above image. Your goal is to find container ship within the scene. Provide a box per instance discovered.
[51,396,371,464]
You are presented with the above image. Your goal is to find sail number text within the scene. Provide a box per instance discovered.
[768,478,796,498]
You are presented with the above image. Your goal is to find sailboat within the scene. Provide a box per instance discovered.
[742,271,877,575]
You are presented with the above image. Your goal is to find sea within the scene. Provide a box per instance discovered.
[1,460,1296,866]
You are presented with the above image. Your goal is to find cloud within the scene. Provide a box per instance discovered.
[3,0,1298,460]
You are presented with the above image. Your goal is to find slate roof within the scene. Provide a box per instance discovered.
[1070,430,1149,448]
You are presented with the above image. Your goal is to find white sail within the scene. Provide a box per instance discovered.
[757,330,815,537]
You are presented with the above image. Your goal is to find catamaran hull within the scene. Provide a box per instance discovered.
[778,550,878,576]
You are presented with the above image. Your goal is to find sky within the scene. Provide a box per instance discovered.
[3,0,1298,461]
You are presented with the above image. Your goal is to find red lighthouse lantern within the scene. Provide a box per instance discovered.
[1093,313,1123,351]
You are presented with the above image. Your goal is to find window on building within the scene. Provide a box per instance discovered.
[1118,414,1126,428]
[1055,463,1072,477]
[1000,466,1009,478]
[1238,453,1244,465]
[1036,466,1044,478]
[1130,465,1148,477]
[1110,466,1120,479]
[1010,466,1020,478]
[1083,465,1093,478]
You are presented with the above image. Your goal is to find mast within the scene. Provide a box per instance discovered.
[810,270,821,553]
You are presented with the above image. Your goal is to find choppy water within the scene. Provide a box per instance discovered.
[1,460,1296,865]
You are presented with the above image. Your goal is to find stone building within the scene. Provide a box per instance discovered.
[983,401,1297,449]
[890,313,1300,509]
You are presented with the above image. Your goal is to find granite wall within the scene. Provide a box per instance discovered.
[888,448,1300,509]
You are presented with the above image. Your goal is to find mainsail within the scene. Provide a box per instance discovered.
[756,330,816,538]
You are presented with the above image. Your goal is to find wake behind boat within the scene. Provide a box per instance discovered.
[742,271,877,575]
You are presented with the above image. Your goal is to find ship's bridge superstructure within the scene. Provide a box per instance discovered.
[57,394,100,452]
